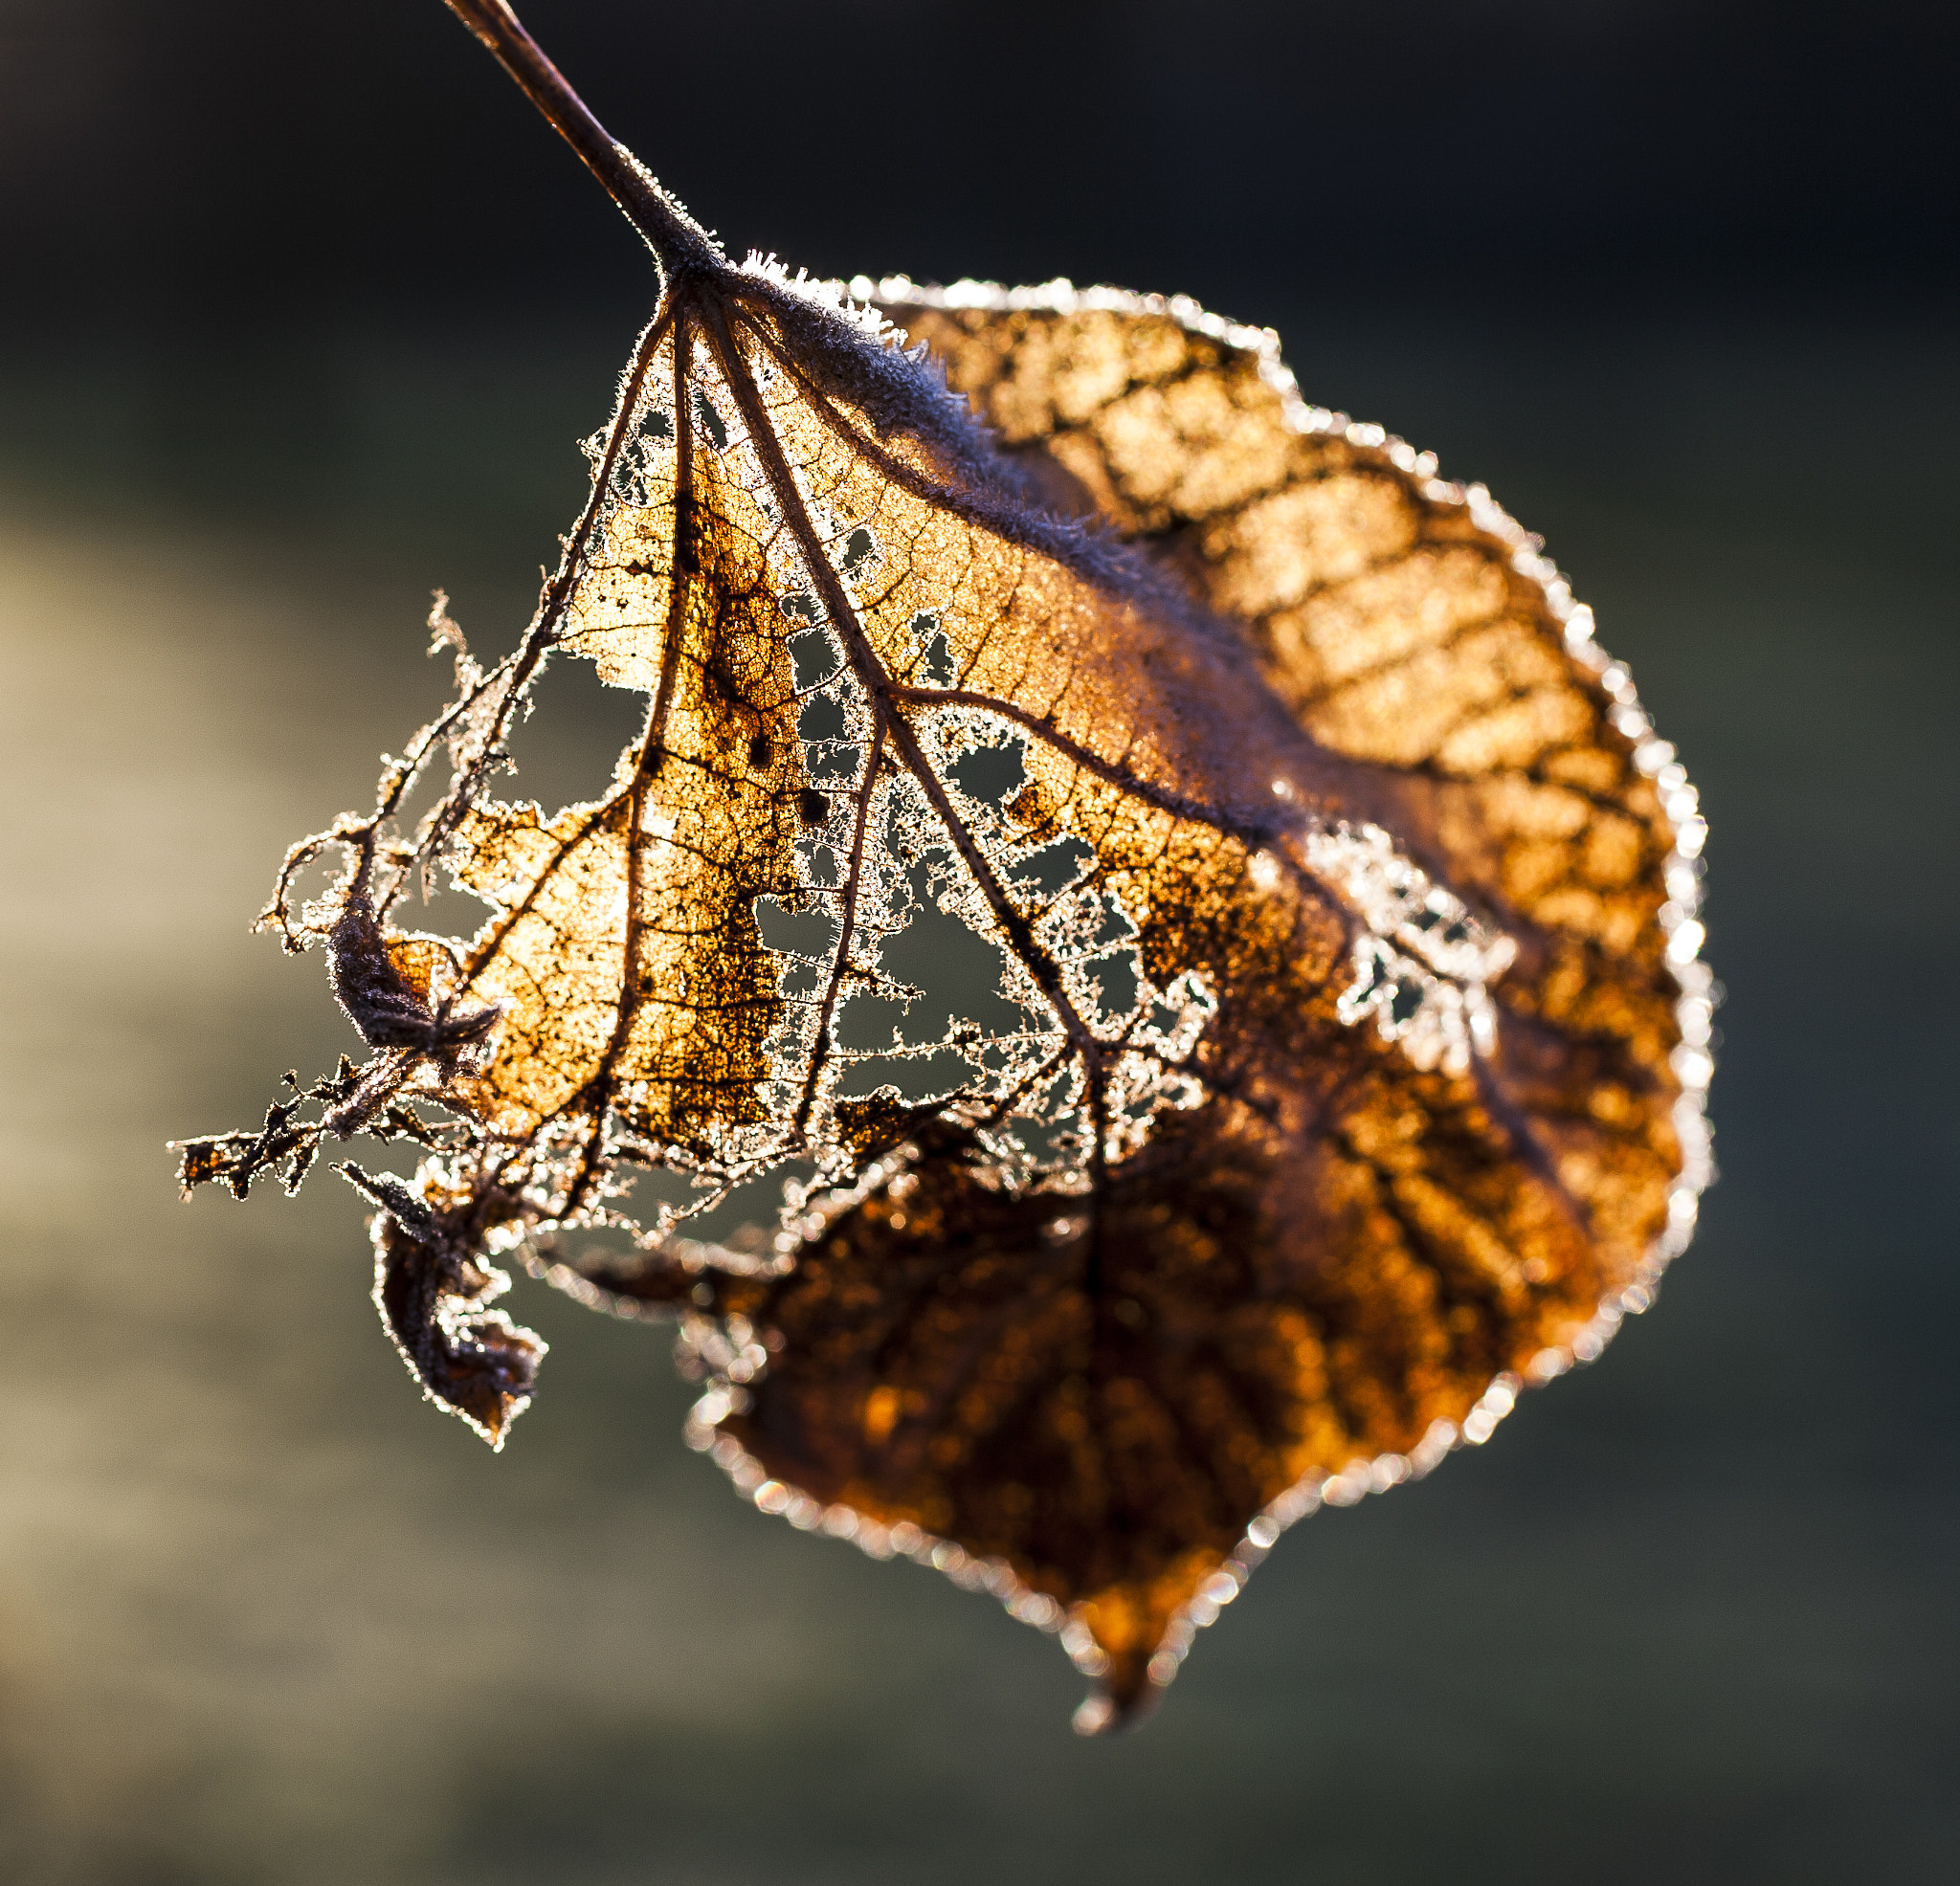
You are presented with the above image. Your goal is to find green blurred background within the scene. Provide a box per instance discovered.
[1,2,1954,1879]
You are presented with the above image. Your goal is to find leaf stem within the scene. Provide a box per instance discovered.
[441,0,721,275]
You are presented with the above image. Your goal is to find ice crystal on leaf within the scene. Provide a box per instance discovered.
[175,0,1713,1731]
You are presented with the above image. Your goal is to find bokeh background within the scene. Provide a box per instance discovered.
[2,2,1955,1880]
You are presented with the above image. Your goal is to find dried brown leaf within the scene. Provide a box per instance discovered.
[177,1,1713,1731]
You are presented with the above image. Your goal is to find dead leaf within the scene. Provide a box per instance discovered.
[176,0,1714,1731]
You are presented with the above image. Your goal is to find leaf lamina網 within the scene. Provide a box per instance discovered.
[175,0,1715,1731]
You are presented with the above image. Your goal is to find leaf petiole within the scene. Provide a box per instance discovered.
[441,0,722,277]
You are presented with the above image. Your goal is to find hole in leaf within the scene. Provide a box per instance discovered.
[799,696,846,743]
[835,864,1029,1098]
[790,628,840,690]
[1013,836,1094,899]
[683,1163,816,1245]
[753,896,837,961]
[917,631,956,687]
[1087,948,1142,1023]
[780,960,823,999]
[839,525,878,575]
[591,1162,816,1251]
[833,1052,970,1104]
[998,1111,1081,1171]
[691,387,728,450]
[1090,899,1137,947]
[949,741,1026,806]
[503,653,648,815]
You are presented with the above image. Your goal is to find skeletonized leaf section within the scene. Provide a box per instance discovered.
[444,327,809,1185]
[442,274,1381,1214]
[879,290,1694,1268]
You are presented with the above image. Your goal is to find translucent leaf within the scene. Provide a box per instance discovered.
[178,3,1713,1733]
[546,285,1716,1721]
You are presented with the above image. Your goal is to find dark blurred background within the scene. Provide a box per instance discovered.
[1,2,1954,1881]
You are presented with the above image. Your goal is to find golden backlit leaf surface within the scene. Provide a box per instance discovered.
[179,260,1711,1730]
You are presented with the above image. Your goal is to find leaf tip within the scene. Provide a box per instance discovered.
[1070,1654,1164,1738]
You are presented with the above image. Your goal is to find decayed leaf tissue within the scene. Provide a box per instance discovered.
[175,0,1715,1731]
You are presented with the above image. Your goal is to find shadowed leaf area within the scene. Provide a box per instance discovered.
[176,33,1709,1730]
